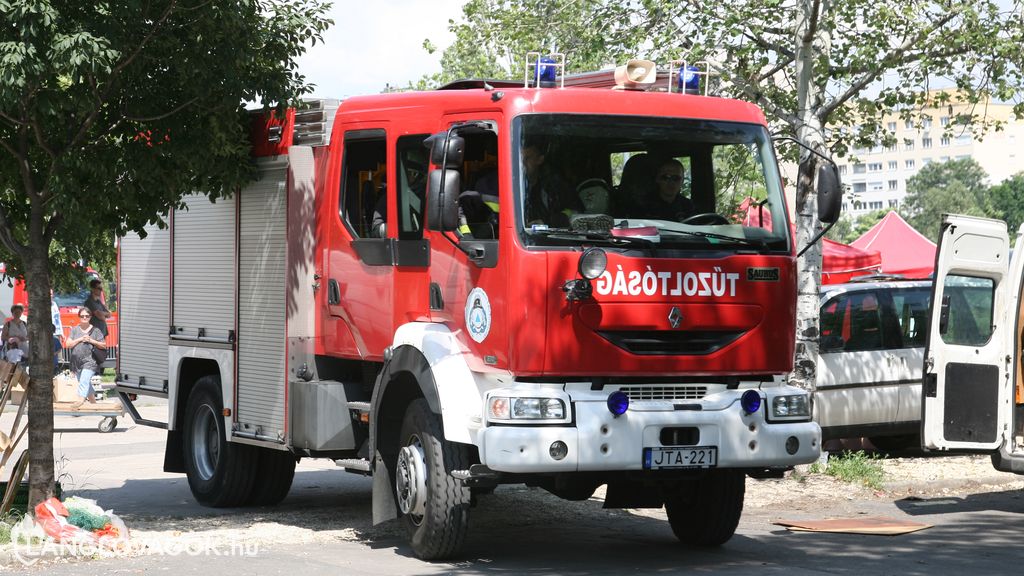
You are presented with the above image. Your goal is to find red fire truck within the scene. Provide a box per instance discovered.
[115,57,841,559]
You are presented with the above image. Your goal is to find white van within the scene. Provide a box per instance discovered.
[814,280,931,450]
[922,215,1024,473]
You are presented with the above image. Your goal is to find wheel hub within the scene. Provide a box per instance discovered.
[191,404,219,481]
[396,437,428,519]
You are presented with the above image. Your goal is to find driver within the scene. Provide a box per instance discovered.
[641,158,696,221]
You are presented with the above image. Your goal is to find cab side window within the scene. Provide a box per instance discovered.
[340,130,387,238]
[454,130,499,239]
[396,135,429,240]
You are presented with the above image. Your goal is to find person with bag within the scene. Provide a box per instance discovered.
[64,308,107,407]
[2,303,29,363]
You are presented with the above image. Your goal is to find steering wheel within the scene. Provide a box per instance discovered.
[680,212,729,226]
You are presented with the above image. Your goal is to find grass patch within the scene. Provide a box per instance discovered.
[0,511,23,545]
[101,367,115,383]
[822,450,885,490]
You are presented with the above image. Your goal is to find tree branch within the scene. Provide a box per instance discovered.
[820,12,961,119]
[123,96,200,122]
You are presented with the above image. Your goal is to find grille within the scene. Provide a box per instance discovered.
[597,330,743,355]
[619,385,708,401]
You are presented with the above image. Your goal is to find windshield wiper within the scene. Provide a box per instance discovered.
[527,228,656,249]
[657,228,769,250]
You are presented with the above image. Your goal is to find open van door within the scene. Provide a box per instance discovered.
[922,215,1010,451]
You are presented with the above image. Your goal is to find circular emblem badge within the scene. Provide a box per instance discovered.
[465,287,491,343]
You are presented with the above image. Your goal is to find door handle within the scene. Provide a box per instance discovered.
[328,279,341,305]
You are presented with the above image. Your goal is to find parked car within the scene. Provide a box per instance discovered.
[813,279,932,450]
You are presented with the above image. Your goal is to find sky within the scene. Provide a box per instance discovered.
[297,0,469,99]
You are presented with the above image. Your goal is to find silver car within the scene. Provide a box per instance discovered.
[813,280,932,450]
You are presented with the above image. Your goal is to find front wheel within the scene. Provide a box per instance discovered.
[183,376,257,507]
[395,398,471,560]
[665,469,746,546]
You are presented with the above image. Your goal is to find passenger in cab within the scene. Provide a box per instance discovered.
[640,158,696,222]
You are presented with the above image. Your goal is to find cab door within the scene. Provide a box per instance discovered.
[922,215,1010,451]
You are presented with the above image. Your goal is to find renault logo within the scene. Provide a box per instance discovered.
[668,306,683,329]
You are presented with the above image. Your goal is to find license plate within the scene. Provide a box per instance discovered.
[643,446,718,469]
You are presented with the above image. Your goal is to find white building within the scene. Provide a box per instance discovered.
[836,91,1024,216]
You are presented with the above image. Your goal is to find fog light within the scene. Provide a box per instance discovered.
[578,247,607,280]
[550,441,568,461]
[785,436,800,455]
[740,390,761,415]
[607,391,629,416]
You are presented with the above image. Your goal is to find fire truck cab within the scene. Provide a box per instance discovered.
[116,58,835,559]
[922,215,1024,472]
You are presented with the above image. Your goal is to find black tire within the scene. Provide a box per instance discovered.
[248,448,297,506]
[395,398,471,560]
[665,469,746,547]
[98,417,117,433]
[183,376,258,507]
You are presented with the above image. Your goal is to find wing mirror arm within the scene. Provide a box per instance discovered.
[772,135,844,258]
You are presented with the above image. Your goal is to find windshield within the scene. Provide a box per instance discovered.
[514,114,790,251]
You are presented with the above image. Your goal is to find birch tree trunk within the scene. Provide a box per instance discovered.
[789,0,832,393]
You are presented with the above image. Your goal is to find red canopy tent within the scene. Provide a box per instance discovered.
[850,211,936,279]
[736,198,882,284]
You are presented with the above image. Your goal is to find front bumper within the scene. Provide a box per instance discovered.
[478,393,821,473]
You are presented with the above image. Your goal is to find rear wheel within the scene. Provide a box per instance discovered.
[247,448,297,506]
[183,376,257,507]
[395,398,471,560]
[665,469,746,546]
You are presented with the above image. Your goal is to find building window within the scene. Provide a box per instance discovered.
[940,136,950,147]
[868,162,882,172]
[922,117,932,130]
[956,133,972,145]
[956,155,970,160]
[853,182,867,193]
[905,159,915,169]
[888,199,899,208]
[868,201,883,210]
[905,119,913,130]
[868,181,884,192]
[940,156,950,162]
[887,121,897,132]
[940,116,950,126]
[838,165,848,175]
[888,180,898,191]
[888,160,897,170]
[853,163,866,174]
[903,138,914,151]
[922,158,932,165]
[922,137,932,149]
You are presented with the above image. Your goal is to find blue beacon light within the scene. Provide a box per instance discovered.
[607,391,629,416]
[536,57,557,84]
[678,65,700,94]
[740,390,761,415]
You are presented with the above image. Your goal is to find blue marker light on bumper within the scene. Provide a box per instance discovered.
[740,390,762,415]
[607,391,629,416]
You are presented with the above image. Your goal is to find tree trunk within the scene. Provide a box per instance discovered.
[789,0,832,393]
[25,224,56,507]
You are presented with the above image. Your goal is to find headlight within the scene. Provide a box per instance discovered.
[771,394,810,418]
[488,397,566,421]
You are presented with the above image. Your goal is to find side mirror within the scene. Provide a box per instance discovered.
[428,132,465,169]
[427,169,460,231]
[817,163,843,224]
